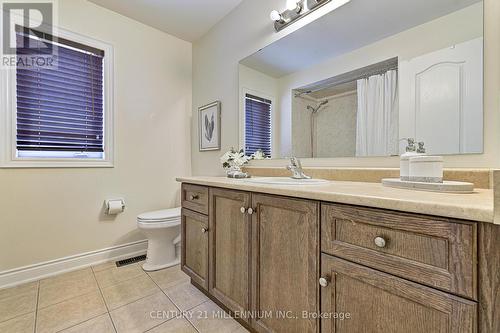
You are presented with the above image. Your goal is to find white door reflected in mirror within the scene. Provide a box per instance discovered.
[400,38,483,155]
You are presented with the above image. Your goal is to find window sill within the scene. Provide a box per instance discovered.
[0,159,114,169]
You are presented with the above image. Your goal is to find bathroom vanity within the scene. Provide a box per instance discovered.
[178,1,496,332]
[178,176,499,333]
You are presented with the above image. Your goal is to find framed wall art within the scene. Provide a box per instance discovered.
[198,101,221,151]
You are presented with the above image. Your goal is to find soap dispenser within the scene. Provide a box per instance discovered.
[409,142,444,183]
[400,138,422,181]
[416,141,426,154]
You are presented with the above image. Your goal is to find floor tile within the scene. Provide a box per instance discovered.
[147,316,197,333]
[0,281,38,301]
[164,281,209,311]
[101,274,159,310]
[110,292,179,333]
[0,289,38,323]
[36,290,107,333]
[91,261,118,273]
[147,265,189,290]
[94,263,145,288]
[59,314,115,333]
[38,270,98,308]
[187,301,246,333]
[0,312,35,333]
[40,269,93,289]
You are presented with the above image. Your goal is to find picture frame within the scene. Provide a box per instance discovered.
[198,101,221,151]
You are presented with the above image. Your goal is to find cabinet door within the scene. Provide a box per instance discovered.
[209,188,251,321]
[251,194,319,333]
[320,254,477,333]
[181,208,209,290]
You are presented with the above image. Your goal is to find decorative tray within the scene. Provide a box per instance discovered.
[381,178,474,194]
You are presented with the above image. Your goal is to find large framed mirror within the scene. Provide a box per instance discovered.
[239,0,483,159]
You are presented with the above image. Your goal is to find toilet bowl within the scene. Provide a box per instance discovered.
[137,207,181,271]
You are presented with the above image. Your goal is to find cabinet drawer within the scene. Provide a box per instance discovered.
[181,208,209,290]
[321,203,477,299]
[182,184,209,215]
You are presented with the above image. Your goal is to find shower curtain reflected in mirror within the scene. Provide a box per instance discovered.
[356,70,399,157]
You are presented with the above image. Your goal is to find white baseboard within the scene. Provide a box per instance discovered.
[0,240,148,289]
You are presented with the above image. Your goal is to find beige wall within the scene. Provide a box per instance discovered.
[0,0,192,271]
[193,0,500,174]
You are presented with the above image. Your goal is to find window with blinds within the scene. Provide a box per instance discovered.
[244,94,271,157]
[15,27,105,158]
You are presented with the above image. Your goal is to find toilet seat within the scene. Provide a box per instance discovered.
[137,207,181,229]
[137,219,180,229]
[137,207,181,222]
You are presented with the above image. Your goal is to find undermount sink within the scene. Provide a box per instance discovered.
[244,177,330,185]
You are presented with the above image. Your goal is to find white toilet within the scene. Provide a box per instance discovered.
[137,207,181,271]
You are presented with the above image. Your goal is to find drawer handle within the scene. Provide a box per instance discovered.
[201,227,208,234]
[189,194,199,200]
[247,208,254,215]
[240,207,247,214]
[319,276,330,288]
[374,236,387,248]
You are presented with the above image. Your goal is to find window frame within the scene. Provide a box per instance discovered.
[240,87,275,158]
[1,26,114,168]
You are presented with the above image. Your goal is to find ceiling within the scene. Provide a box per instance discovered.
[241,0,482,77]
[88,0,243,42]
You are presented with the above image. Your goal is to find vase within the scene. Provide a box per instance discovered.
[225,164,249,178]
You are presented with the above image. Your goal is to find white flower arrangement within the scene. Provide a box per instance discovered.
[251,149,267,160]
[220,148,268,178]
[220,148,254,178]
[220,148,251,169]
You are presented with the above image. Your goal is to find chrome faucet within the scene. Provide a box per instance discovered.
[286,157,311,179]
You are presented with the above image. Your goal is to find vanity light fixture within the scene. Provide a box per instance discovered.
[286,0,302,12]
[269,10,284,23]
[270,0,351,32]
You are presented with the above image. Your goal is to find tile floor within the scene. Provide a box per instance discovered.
[0,262,249,333]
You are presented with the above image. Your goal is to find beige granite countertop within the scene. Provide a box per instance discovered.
[177,176,494,223]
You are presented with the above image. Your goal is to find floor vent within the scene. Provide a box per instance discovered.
[116,254,146,267]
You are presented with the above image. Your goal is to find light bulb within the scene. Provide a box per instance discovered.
[286,0,300,11]
[270,10,282,22]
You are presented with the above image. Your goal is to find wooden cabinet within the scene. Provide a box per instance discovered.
[209,188,251,321]
[182,187,320,332]
[320,254,477,333]
[180,183,488,333]
[181,208,209,290]
[251,194,319,333]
